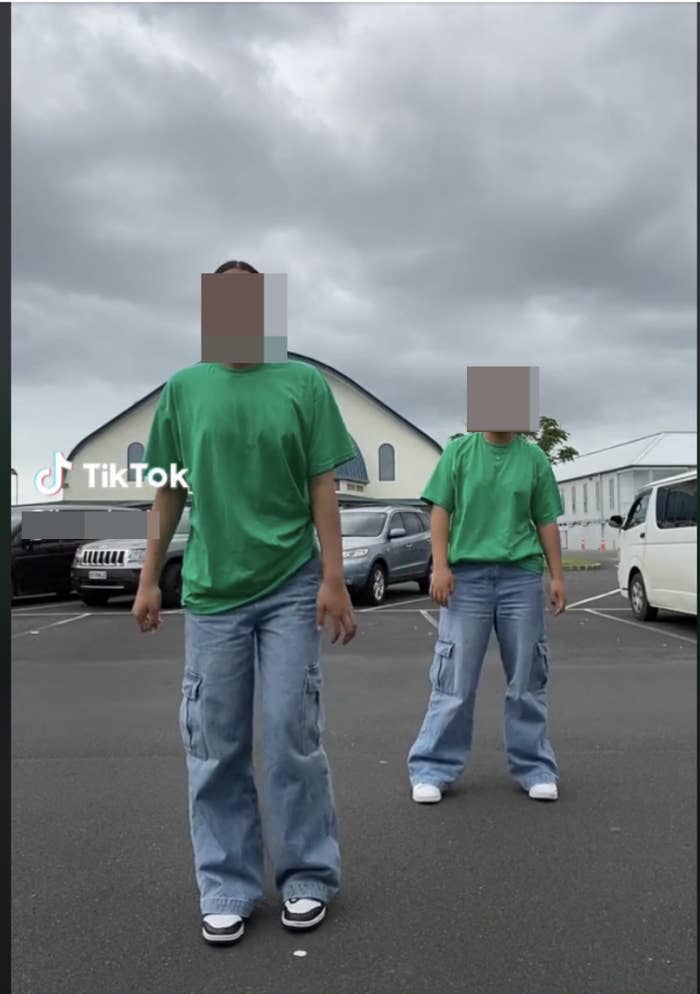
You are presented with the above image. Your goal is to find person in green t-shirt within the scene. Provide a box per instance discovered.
[131,260,357,945]
[408,429,567,805]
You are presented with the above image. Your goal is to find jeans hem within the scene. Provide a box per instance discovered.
[520,775,559,790]
[200,897,257,918]
[281,881,336,904]
[409,776,450,790]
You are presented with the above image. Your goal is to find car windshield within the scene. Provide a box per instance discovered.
[341,512,386,538]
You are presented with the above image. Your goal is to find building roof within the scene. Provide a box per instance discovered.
[335,436,369,484]
[554,432,697,482]
[67,353,443,461]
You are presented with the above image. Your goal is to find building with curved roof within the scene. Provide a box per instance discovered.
[63,354,443,502]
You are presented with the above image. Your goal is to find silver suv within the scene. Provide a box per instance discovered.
[71,506,190,608]
[339,506,432,606]
[72,503,433,610]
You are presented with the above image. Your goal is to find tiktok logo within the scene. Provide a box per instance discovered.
[33,452,72,497]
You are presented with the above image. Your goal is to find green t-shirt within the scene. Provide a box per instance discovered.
[143,361,356,613]
[421,432,563,574]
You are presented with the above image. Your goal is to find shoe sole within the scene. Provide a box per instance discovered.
[412,792,442,804]
[202,925,245,945]
[281,907,327,930]
[528,789,559,801]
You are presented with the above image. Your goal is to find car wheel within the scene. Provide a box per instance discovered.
[161,561,182,609]
[81,591,110,607]
[362,563,387,606]
[418,558,432,595]
[629,571,658,621]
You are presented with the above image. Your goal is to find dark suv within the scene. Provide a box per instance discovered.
[11,502,143,600]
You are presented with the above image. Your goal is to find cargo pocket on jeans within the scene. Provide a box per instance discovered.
[301,668,323,755]
[430,639,456,695]
[529,640,550,692]
[179,670,207,759]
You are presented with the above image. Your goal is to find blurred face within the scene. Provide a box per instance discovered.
[223,269,256,369]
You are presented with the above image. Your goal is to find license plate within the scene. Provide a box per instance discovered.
[88,570,107,580]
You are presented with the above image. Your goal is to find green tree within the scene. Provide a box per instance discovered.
[519,416,578,465]
[448,418,578,465]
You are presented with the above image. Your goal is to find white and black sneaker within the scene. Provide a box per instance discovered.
[281,898,327,930]
[202,914,245,944]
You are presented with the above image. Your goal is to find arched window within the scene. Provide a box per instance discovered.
[127,442,145,482]
[378,443,395,482]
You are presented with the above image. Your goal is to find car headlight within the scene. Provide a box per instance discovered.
[125,547,147,564]
[73,548,84,565]
[343,547,369,559]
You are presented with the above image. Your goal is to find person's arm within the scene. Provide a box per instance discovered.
[310,470,344,585]
[420,443,457,605]
[139,485,188,589]
[531,455,567,615]
[430,504,451,570]
[132,378,188,632]
[132,485,188,632]
[310,470,356,644]
[303,368,359,644]
[537,522,564,582]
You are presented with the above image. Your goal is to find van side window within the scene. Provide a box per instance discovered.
[656,479,697,529]
[625,492,650,530]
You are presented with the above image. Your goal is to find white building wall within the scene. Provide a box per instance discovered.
[63,397,160,501]
[63,370,442,501]
[557,465,695,551]
[323,370,441,499]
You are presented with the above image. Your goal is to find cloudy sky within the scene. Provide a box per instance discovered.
[11,2,696,502]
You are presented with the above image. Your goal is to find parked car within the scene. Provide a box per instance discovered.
[71,505,190,608]
[339,505,432,606]
[11,502,142,600]
[609,470,696,620]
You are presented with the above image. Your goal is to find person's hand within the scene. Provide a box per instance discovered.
[131,583,162,633]
[316,577,357,645]
[549,578,567,616]
[430,565,455,607]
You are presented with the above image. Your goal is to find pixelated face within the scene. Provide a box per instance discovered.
[200,271,288,364]
[466,366,540,433]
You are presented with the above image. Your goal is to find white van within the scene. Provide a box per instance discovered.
[609,470,696,620]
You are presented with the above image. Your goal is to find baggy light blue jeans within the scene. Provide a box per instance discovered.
[180,554,339,917]
[408,563,558,791]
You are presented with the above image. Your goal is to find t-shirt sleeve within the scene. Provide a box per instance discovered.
[421,444,456,512]
[531,452,564,525]
[307,369,357,477]
[143,380,186,481]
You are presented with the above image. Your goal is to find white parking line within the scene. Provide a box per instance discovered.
[11,613,90,639]
[420,609,438,629]
[585,608,697,645]
[567,589,622,609]
[11,612,81,617]
[568,607,631,613]
[357,595,433,613]
[11,606,73,615]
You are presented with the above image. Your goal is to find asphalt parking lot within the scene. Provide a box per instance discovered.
[12,558,696,994]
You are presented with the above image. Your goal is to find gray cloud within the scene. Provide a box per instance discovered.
[11,2,696,499]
